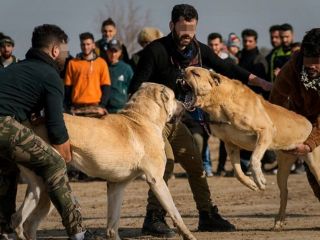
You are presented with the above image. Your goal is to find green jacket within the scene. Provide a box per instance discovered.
[107,60,133,113]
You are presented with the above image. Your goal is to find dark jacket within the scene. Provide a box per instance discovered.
[269,51,320,151]
[239,47,268,98]
[0,48,68,144]
[129,34,251,95]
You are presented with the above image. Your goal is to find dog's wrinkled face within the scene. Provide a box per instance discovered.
[177,66,219,110]
[140,82,184,123]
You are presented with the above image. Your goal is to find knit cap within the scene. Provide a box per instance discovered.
[227,32,240,49]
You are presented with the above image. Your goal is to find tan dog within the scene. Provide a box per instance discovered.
[179,66,319,229]
[12,83,196,240]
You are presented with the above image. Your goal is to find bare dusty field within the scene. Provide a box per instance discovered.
[14,138,320,240]
[15,168,320,240]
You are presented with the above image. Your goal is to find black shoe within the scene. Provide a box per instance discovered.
[69,230,104,240]
[198,205,236,232]
[0,234,13,240]
[142,210,175,238]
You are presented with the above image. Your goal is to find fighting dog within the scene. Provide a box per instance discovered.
[178,66,319,230]
[12,83,196,240]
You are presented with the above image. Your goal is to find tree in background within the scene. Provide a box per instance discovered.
[98,0,152,56]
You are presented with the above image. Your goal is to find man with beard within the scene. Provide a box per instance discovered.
[270,28,320,199]
[270,23,294,82]
[130,4,272,238]
[0,36,19,68]
[0,24,102,240]
[266,25,282,81]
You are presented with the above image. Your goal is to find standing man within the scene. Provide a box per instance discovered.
[64,32,111,118]
[239,28,268,97]
[207,32,233,63]
[95,18,130,64]
[270,23,294,82]
[0,36,19,68]
[269,28,320,199]
[130,4,272,238]
[0,24,101,240]
[266,25,282,81]
[238,28,274,174]
[105,39,133,113]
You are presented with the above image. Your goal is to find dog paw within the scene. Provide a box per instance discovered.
[252,170,267,190]
[246,179,260,191]
[106,229,120,240]
[272,220,285,231]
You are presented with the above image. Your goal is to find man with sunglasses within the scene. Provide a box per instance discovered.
[130,3,272,238]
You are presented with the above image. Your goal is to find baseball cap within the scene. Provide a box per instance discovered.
[0,36,14,47]
[107,39,122,51]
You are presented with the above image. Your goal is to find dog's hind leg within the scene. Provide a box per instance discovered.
[12,166,42,240]
[273,151,296,231]
[146,175,196,240]
[224,142,259,191]
[106,181,129,240]
[23,188,53,240]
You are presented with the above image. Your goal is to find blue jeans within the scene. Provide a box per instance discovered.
[202,143,212,174]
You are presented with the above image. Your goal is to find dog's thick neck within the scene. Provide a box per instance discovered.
[120,95,168,128]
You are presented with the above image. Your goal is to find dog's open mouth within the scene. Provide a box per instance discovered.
[177,79,196,111]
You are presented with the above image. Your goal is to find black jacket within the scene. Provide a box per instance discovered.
[0,48,68,145]
[238,47,268,98]
[129,34,251,94]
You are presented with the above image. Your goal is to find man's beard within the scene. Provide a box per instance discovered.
[305,67,320,79]
[1,52,12,59]
[172,29,193,48]
[55,57,66,72]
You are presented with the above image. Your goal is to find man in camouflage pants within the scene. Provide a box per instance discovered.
[0,24,101,240]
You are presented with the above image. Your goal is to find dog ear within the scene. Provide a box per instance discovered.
[209,69,221,86]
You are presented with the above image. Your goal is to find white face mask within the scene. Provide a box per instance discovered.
[300,65,320,94]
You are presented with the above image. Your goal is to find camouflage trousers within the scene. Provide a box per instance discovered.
[0,116,84,236]
[147,121,212,212]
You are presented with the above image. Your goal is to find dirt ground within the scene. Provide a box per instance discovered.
[15,137,320,240]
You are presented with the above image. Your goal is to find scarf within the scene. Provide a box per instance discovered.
[168,34,200,69]
[300,65,320,95]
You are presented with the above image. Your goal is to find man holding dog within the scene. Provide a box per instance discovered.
[0,24,101,240]
[130,3,272,238]
[270,28,320,197]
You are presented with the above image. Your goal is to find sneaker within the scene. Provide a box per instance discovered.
[198,205,236,232]
[141,210,175,238]
[205,171,214,177]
